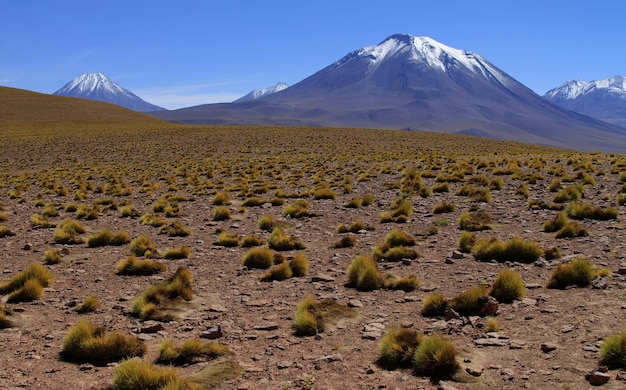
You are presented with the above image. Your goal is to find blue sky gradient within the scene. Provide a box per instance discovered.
[2,0,625,109]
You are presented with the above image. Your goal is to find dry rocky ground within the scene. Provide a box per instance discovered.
[0,127,626,390]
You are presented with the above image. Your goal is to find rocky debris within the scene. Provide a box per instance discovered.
[451,250,464,259]
[136,321,164,334]
[200,324,223,339]
[478,296,499,316]
[347,299,363,308]
[541,342,558,353]
[362,322,386,340]
[474,333,510,347]
[311,273,335,282]
[437,381,459,390]
[254,322,279,331]
[591,277,608,289]
[500,368,515,381]
[585,370,610,386]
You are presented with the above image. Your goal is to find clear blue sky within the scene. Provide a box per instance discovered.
[2,0,625,109]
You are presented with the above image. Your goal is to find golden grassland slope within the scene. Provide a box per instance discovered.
[0,86,168,135]
[1,94,626,389]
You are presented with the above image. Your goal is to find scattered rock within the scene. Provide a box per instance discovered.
[137,321,164,334]
[451,250,464,259]
[311,273,335,282]
[465,366,483,377]
[541,342,558,353]
[478,296,499,316]
[200,324,223,339]
[23,243,32,250]
[519,298,537,307]
[591,277,608,289]
[437,381,459,390]
[347,299,363,308]
[277,362,292,369]
[254,323,279,331]
[474,337,510,347]
[585,370,610,386]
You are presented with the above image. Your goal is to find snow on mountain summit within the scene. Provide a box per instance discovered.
[54,73,165,112]
[545,76,626,102]
[544,75,626,127]
[234,82,288,102]
[332,34,514,88]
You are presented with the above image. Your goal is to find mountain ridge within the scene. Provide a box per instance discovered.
[544,76,626,127]
[54,73,165,112]
[150,33,626,153]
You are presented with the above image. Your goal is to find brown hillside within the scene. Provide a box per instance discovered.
[0,86,168,136]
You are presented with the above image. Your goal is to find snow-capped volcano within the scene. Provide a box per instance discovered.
[544,76,626,127]
[234,82,288,102]
[54,73,164,112]
[151,34,626,152]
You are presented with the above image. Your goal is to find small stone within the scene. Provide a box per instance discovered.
[437,381,459,390]
[561,324,575,333]
[138,321,164,334]
[444,309,460,320]
[451,250,464,259]
[23,243,32,250]
[500,368,515,380]
[445,258,454,264]
[200,324,223,339]
[541,342,558,353]
[366,367,375,374]
[591,277,608,290]
[277,362,292,369]
[474,338,510,347]
[466,366,483,377]
[520,298,537,307]
[617,267,626,276]
[585,371,610,386]
[314,354,343,363]
[254,323,279,331]
[347,299,363,308]
[79,364,94,371]
[311,273,335,282]
[208,304,227,313]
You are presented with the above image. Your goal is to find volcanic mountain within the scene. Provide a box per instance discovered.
[544,76,626,127]
[150,34,626,152]
[54,73,164,112]
[235,82,289,102]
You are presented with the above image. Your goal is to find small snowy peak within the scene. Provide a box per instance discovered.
[54,73,164,112]
[545,76,626,101]
[234,82,288,102]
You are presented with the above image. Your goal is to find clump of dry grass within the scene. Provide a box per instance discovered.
[547,256,597,289]
[458,210,492,231]
[489,268,525,303]
[156,338,231,365]
[346,255,380,291]
[378,326,423,369]
[159,221,191,237]
[289,253,309,277]
[268,228,306,251]
[129,235,158,257]
[112,358,189,390]
[242,247,274,269]
[0,263,54,296]
[61,320,146,364]
[131,267,193,321]
[53,218,86,244]
[413,335,459,379]
[293,297,356,336]
[163,246,191,260]
[116,256,167,276]
[86,229,130,247]
[283,199,310,218]
[260,261,293,282]
[43,249,63,265]
[331,234,357,248]
[74,296,102,313]
[216,231,240,247]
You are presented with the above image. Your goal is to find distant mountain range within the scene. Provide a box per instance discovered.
[54,73,164,112]
[544,76,626,127]
[150,34,626,153]
[235,82,288,102]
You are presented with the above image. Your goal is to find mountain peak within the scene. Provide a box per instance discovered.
[234,82,288,102]
[54,73,164,112]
